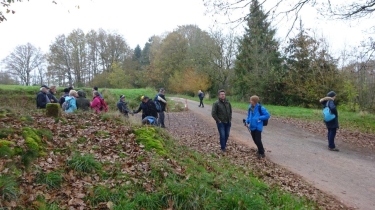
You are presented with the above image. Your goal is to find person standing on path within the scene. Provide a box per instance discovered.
[155,88,167,128]
[320,91,340,151]
[245,95,270,159]
[198,90,204,108]
[211,89,232,152]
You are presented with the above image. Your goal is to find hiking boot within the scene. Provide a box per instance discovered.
[257,153,265,159]
[328,147,339,151]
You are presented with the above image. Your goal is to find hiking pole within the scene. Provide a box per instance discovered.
[243,119,252,135]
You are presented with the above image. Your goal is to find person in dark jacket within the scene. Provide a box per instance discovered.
[47,85,58,103]
[76,90,91,111]
[198,90,204,108]
[59,88,70,107]
[211,89,232,152]
[155,88,167,128]
[117,95,132,117]
[36,85,50,109]
[92,86,103,99]
[133,96,158,122]
[245,95,271,159]
[320,91,339,151]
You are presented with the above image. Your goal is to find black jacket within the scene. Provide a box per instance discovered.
[59,93,69,107]
[36,91,48,109]
[156,93,167,112]
[135,99,158,119]
[117,100,131,114]
[76,91,90,111]
[47,91,58,103]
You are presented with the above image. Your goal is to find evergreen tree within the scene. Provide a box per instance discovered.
[233,0,284,103]
[284,21,342,107]
[133,44,142,61]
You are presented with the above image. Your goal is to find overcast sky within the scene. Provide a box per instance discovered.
[0,0,373,63]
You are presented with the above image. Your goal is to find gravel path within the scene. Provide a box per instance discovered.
[168,98,375,210]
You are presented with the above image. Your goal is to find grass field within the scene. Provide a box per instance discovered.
[175,94,375,134]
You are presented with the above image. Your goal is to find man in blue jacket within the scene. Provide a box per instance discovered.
[245,95,270,159]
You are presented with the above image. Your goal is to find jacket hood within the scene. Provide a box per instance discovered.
[77,90,86,98]
[319,97,333,103]
[65,96,75,100]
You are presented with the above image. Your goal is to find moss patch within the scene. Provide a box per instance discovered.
[133,127,167,156]
[0,139,15,147]
[0,128,14,139]
[46,103,61,117]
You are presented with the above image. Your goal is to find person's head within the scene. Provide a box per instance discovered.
[93,86,98,92]
[249,95,259,107]
[77,90,86,98]
[120,95,126,101]
[68,86,74,91]
[41,85,49,93]
[49,85,56,94]
[93,91,100,97]
[198,90,202,93]
[218,89,226,100]
[63,88,70,94]
[69,90,78,97]
[159,88,165,94]
[141,95,149,103]
[327,91,337,100]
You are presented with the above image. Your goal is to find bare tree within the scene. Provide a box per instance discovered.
[203,0,375,34]
[2,43,44,86]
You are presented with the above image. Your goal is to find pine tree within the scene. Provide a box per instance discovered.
[233,0,283,103]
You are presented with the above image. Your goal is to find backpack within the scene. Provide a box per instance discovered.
[62,98,72,111]
[153,94,162,112]
[323,101,335,122]
[258,105,269,126]
[99,98,108,112]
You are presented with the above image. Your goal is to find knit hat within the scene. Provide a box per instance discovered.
[120,95,125,99]
[327,91,337,97]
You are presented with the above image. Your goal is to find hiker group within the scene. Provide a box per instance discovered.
[36,85,108,113]
[211,89,339,159]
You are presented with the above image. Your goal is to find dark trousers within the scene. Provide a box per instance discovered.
[217,122,231,150]
[199,98,204,107]
[327,128,337,149]
[158,111,165,127]
[251,130,265,155]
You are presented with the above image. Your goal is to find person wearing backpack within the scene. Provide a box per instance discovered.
[63,90,78,113]
[133,96,158,122]
[319,91,339,151]
[155,88,167,128]
[91,91,108,113]
[59,88,70,107]
[245,95,270,159]
[198,90,204,108]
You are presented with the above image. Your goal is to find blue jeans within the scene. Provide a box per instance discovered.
[328,128,337,149]
[217,122,231,150]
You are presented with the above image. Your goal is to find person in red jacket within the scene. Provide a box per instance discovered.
[90,91,107,113]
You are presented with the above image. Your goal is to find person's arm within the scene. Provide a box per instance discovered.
[329,100,338,115]
[259,106,270,120]
[133,104,142,113]
[211,102,220,122]
[246,106,251,125]
[229,102,232,122]
[157,95,167,103]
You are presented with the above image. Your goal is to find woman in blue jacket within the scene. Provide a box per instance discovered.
[64,90,78,113]
[245,95,270,159]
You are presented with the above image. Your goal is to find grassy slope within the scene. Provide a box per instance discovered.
[177,95,375,134]
[0,85,319,209]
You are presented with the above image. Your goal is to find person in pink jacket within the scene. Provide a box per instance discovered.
[90,91,103,113]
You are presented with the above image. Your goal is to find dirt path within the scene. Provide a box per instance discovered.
[171,98,375,210]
